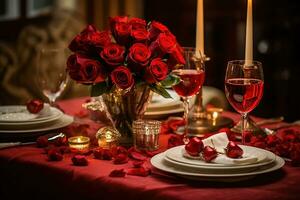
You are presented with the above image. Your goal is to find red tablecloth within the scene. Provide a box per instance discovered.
[0,98,300,200]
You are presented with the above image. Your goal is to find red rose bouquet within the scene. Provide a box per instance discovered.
[66,16,185,98]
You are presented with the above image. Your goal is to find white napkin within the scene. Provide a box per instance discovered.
[184,132,258,165]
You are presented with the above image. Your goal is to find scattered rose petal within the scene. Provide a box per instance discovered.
[36,136,49,148]
[129,151,147,161]
[132,160,145,168]
[93,147,113,160]
[127,167,151,177]
[109,169,126,177]
[113,153,128,164]
[47,149,63,161]
[112,146,128,157]
[72,155,89,166]
[53,136,68,146]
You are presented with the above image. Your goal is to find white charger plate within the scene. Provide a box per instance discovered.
[0,106,63,124]
[151,152,284,181]
[0,114,73,133]
[165,145,271,169]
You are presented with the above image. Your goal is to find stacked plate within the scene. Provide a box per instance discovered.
[0,105,73,140]
[151,145,285,182]
[145,89,183,119]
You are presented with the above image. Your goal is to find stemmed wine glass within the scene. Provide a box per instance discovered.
[225,60,264,144]
[172,48,205,143]
[37,47,69,106]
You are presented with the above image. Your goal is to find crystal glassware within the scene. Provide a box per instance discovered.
[36,47,69,105]
[225,60,264,144]
[171,48,205,143]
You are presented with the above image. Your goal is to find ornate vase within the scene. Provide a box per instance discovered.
[101,85,152,146]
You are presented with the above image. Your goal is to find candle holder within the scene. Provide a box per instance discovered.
[96,126,121,149]
[187,55,233,136]
[68,136,90,151]
[132,119,161,151]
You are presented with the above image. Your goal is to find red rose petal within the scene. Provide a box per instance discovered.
[127,167,151,177]
[47,149,63,161]
[132,160,145,168]
[72,155,89,166]
[113,153,128,164]
[129,151,147,161]
[36,136,49,148]
[109,169,126,177]
[93,147,113,160]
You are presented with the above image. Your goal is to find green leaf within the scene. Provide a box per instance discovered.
[149,84,172,98]
[160,74,180,88]
[90,82,108,97]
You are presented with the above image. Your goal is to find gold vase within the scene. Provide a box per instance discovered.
[101,85,152,146]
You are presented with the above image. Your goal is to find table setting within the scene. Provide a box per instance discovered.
[1,0,300,199]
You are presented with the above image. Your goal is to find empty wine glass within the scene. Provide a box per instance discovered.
[36,47,69,105]
[172,48,205,143]
[225,60,264,144]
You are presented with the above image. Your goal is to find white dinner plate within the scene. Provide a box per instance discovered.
[0,106,63,124]
[0,114,73,133]
[151,152,284,181]
[165,145,271,168]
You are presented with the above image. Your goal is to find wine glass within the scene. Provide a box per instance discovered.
[225,60,264,144]
[37,47,69,105]
[172,48,205,143]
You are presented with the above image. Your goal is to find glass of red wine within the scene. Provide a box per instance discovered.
[225,60,264,144]
[172,48,205,143]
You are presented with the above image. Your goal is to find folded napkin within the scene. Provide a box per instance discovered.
[184,132,258,165]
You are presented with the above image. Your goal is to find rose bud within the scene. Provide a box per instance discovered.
[202,146,218,162]
[26,99,44,114]
[148,21,169,41]
[185,137,204,156]
[47,149,63,161]
[225,141,243,158]
[109,169,126,177]
[36,136,49,148]
[72,155,89,166]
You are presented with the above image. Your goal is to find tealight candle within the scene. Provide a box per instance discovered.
[207,107,223,125]
[68,136,90,151]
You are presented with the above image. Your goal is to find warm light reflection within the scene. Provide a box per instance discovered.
[68,136,90,151]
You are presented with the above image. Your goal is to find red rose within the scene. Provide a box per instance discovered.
[128,43,151,72]
[110,66,134,89]
[67,54,106,84]
[26,99,44,114]
[143,58,168,83]
[149,32,177,57]
[110,16,131,46]
[100,43,125,67]
[129,17,146,30]
[69,25,111,55]
[148,21,169,41]
[47,149,63,161]
[131,29,149,44]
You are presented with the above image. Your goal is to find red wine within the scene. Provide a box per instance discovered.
[225,78,264,113]
[172,69,205,97]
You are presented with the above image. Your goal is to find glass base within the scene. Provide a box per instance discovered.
[230,116,265,135]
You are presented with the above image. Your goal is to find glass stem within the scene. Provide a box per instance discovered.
[183,97,190,144]
[241,113,248,145]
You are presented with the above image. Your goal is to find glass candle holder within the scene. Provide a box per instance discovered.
[96,126,120,149]
[68,136,90,151]
[132,119,161,151]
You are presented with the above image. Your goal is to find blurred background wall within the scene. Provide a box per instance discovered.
[0,0,299,121]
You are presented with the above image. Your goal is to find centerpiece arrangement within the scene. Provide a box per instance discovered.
[66,16,185,145]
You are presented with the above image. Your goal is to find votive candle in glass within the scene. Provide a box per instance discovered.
[68,136,90,151]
